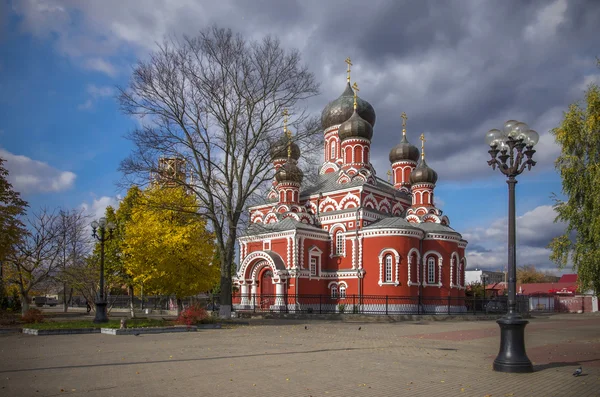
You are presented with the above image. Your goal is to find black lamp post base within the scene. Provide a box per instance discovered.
[493,316,533,373]
[93,301,109,323]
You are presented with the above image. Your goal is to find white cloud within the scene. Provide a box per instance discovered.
[0,147,76,194]
[80,195,121,222]
[524,0,567,43]
[77,84,115,111]
[464,204,568,273]
[83,57,118,77]
[77,99,93,110]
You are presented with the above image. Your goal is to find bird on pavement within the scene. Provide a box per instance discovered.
[134,332,141,336]
[573,367,582,377]
[358,327,361,331]
[305,326,308,330]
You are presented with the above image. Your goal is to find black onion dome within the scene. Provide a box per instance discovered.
[321,82,376,130]
[275,161,304,183]
[410,159,438,184]
[389,136,420,163]
[338,109,374,141]
[270,134,300,161]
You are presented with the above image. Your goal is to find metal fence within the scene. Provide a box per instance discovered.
[73,294,222,313]
[232,294,529,315]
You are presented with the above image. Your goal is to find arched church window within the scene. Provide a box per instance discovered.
[331,141,336,160]
[339,285,346,299]
[428,257,436,284]
[331,285,338,298]
[335,231,345,255]
[385,255,393,282]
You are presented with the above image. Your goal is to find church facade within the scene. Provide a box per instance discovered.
[234,61,468,313]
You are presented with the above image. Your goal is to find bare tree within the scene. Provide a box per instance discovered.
[55,208,92,312]
[119,26,320,317]
[5,209,63,314]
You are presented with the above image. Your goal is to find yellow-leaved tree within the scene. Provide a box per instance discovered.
[123,185,219,312]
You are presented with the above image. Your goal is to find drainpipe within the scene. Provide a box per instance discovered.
[418,235,423,315]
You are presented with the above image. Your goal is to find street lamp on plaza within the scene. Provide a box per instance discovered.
[91,217,116,323]
[485,120,539,373]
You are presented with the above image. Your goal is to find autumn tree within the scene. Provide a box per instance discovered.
[118,26,320,317]
[5,209,63,314]
[123,185,219,313]
[549,65,600,295]
[516,265,559,284]
[55,208,90,312]
[95,186,142,317]
[0,158,29,302]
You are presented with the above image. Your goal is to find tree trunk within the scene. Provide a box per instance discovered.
[218,243,234,318]
[62,281,68,313]
[176,298,183,316]
[20,292,29,315]
[128,284,136,318]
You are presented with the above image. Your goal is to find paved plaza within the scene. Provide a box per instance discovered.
[0,313,599,397]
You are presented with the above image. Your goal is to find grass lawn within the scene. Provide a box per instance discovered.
[25,318,174,330]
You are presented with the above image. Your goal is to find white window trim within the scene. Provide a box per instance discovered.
[339,285,346,299]
[377,248,400,286]
[263,240,271,251]
[331,285,338,298]
[422,251,443,288]
[329,224,347,258]
[307,245,323,278]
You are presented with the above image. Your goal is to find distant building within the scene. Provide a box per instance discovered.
[464,269,505,285]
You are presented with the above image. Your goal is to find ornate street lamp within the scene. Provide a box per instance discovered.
[91,217,116,323]
[485,120,539,373]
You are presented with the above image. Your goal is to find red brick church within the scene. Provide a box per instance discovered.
[234,61,468,313]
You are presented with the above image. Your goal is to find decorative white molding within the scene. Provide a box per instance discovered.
[361,229,424,239]
[406,247,421,286]
[377,248,400,286]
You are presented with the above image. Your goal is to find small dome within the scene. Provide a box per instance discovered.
[410,159,438,184]
[321,83,376,130]
[338,110,373,141]
[270,134,300,161]
[275,161,304,183]
[389,136,420,163]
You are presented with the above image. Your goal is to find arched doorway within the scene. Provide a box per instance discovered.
[260,269,275,308]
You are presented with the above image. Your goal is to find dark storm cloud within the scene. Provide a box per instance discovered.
[13,0,598,183]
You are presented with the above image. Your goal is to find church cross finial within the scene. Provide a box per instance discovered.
[352,82,359,109]
[420,133,426,160]
[401,112,407,137]
[283,109,292,158]
[345,57,352,83]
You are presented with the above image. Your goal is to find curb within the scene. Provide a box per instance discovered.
[101,326,199,335]
[22,328,101,335]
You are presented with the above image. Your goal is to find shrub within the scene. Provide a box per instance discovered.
[337,303,346,313]
[22,308,45,324]
[176,304,208,326]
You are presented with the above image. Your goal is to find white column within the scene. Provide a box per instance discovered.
[240,284,249,306]
[250,283,258,307]
[274,282,285,306]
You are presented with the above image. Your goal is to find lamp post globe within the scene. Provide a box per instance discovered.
[91,218,115,323]
[486,120,537,373]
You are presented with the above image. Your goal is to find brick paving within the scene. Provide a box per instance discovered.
[0,313,598,397]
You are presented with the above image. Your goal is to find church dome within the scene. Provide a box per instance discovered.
[389,135,420,163]
[338,109,373,141]
[275,161,304,184]
[321,83,376,130]
[410,159,438,184]
[270,134,300,161]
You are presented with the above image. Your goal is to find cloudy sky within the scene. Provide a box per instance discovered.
[1,0,598,274]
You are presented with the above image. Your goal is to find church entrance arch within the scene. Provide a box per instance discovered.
[259,268,275,308]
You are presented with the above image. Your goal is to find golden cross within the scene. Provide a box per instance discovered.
[345,57,352,82]
[352,82,359,109]
[420,133,426,159]
[283,109,289,133]
[401,112,408,136]
[387,170,392,182]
